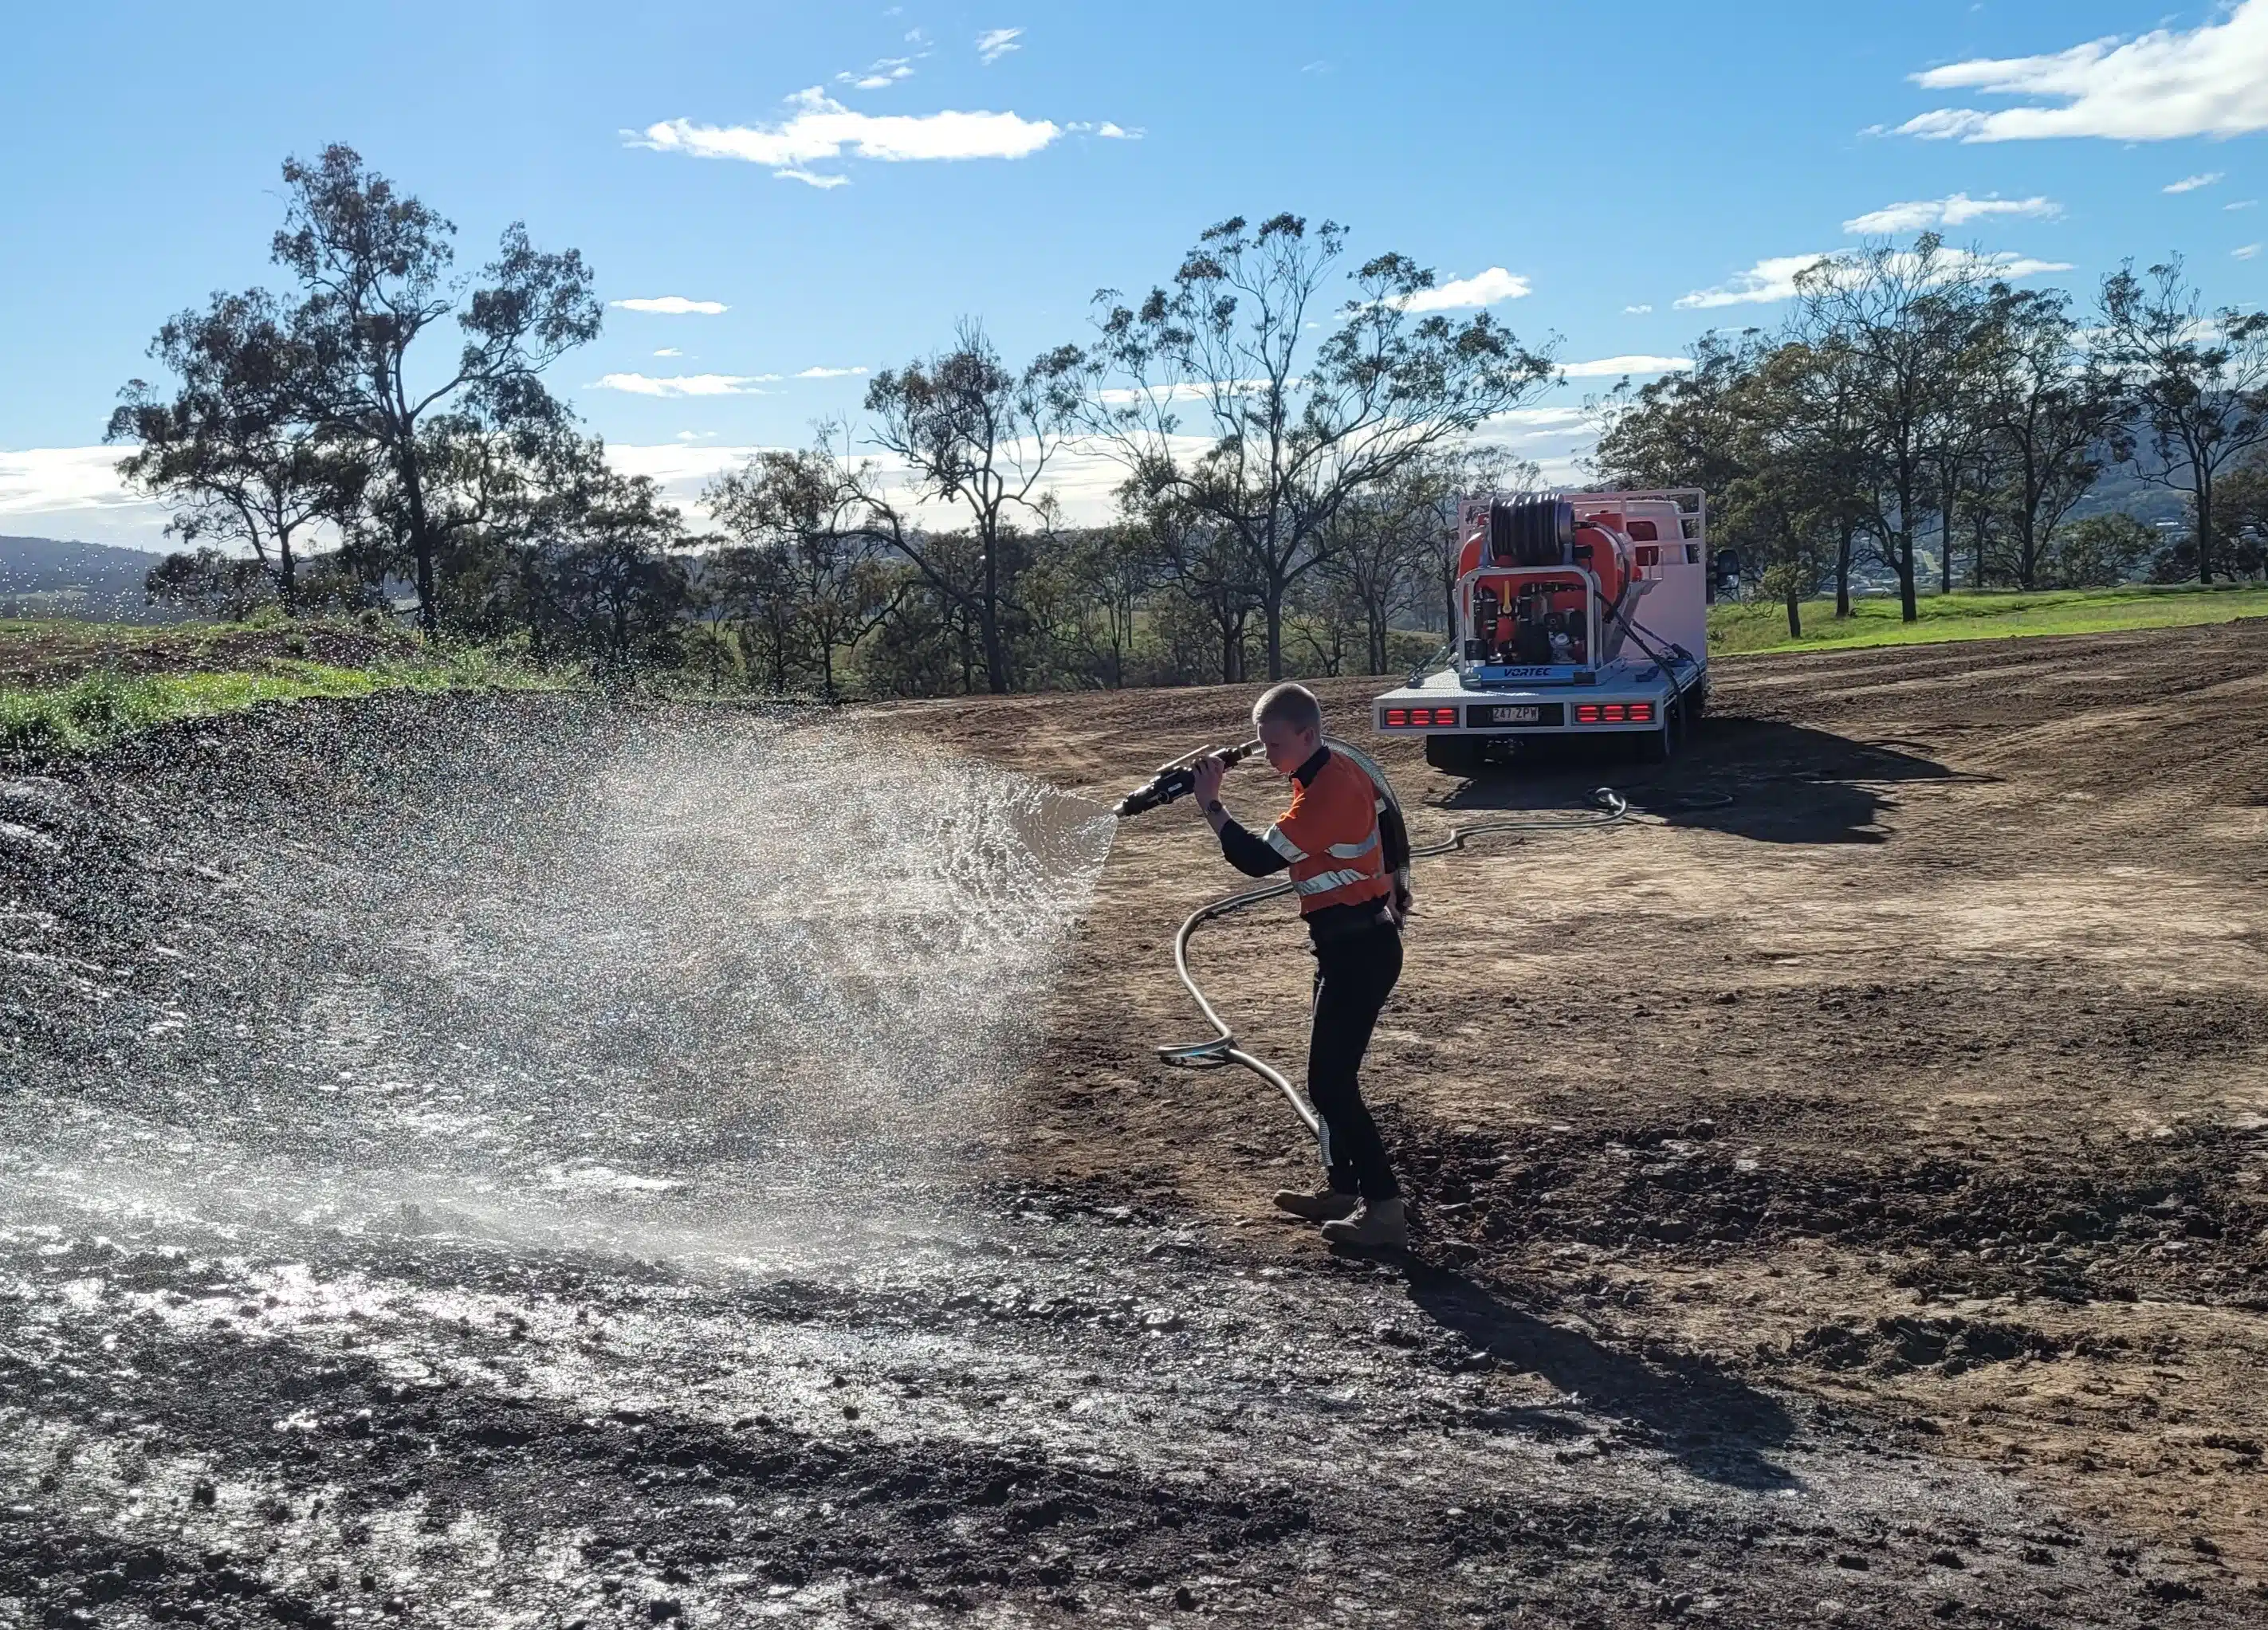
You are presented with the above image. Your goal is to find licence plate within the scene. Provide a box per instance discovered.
[1480,705,1542,725]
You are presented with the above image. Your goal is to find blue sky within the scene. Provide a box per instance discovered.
[3,0,2262,546]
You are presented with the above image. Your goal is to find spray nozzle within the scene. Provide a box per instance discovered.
[1113,740,1260,820]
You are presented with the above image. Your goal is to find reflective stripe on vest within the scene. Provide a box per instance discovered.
[1281,752,1393,916]
[1293,867,1372,896]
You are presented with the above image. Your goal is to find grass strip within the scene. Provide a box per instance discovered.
[1707,582,2268,657]
[0,648,566,757]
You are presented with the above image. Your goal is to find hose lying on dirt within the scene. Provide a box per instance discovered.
[1156,787,1635,1138]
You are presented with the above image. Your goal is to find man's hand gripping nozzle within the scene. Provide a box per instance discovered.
[1111,740,1260,819]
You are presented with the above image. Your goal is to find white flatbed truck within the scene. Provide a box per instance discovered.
[1372,489,1727,774]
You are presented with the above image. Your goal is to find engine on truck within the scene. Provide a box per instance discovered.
[1456,497,1649,670]
[1472,581,1590,666]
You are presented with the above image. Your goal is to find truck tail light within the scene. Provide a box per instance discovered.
[1574,702,1656,725]
[1383,708,1409,727]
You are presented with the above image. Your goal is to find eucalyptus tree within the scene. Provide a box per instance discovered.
[2220,451,2268,575]
[702,543,803,694]
[1593,332,1764,501]
[706,443,902,701]
[273,144,603,636]
[568,474,690,669]
[1319,449,1476,674]
[1082,212,1554,679]
[1972,285,2124,590]
[1794,235,1990,622]
[862,323,1083,693]
[108,289,365,611]
[2097,257,2268,583]
[1410,443,1534,638]
[1720,343,1861,638]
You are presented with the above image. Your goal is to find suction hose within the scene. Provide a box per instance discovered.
[1137,740,1631,1141]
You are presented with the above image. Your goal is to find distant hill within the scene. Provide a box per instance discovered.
[0,535,193,624]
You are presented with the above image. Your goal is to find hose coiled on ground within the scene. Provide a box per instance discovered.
[1157,788,1633,1137]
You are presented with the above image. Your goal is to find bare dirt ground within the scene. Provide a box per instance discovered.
[894,619,2268,1616]
[1,620,2263,1629]
[0,623,412,688]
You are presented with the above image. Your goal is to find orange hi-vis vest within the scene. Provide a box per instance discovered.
[1261,749,1395,917]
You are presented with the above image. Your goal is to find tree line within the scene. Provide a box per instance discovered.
[1594,236,2268,638]
[112,150,2266,691]
[110,149,1559,694]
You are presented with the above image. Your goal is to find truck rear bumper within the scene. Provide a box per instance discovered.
[1373,671,1696,736]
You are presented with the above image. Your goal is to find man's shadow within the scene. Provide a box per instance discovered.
[1437,717,1980,846]
[1400,1263,1800,1491]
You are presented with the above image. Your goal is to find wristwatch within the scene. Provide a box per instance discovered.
[1202,800,1224,818]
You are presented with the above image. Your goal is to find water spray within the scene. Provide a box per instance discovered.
[1116,738,1633,1141]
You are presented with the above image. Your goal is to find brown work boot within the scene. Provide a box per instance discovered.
[1272,1184,1359,1222]
[1320,1196,1409,1249]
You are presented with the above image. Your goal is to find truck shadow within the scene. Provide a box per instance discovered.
[1432,718,1978,846]
[1399,1263,1801,1491]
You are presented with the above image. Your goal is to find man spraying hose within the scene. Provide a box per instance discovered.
[1191,683,1415,1249]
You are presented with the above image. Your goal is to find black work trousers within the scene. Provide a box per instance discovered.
[1308,920,1404,1202]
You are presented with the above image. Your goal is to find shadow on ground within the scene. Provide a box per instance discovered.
[1433,718,1975,846]
[1400,1264,1801,1491]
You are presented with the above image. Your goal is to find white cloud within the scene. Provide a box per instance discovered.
[839,57,918,91]
[633,88,1062,187]
[2229,199,2261,211]
[603,442,771,510]
[653,348,682,358]
[0,446,149,516]
[1394,267,1532,312]
[977,27,1023,64]
[1896,2,2268,143]
[611,296,729,315]
[1623,303,1653,314]
[2165,172,2225,194]
[1488,407,1590,430]
[775,168,851,190]
[593,373,778,397]
[1675,246,2071,310]
[1475,405,1594,450]
[1674,253,1835,309]
[795,366,870,379]
[2238,244,2264,261]
[1560,355,1695,379]
[1095,122,1142,139]
[673,430,717,442]
[1842,192,2061,233]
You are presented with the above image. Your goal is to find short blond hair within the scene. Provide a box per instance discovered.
[1252,681,1323,736]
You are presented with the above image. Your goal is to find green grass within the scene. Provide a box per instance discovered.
[0,646,562,757]
[1707,581,2268,657]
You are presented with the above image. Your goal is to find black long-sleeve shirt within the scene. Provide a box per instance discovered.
[1216,812,1291,878]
